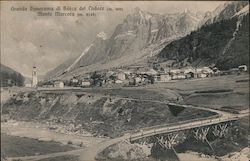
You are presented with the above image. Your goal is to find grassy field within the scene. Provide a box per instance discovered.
[75,73,249,111]
[146,73,249,112]
[1,133,76,158]
[37,73,249,112]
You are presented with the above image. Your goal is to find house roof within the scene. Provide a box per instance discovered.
[137,68,158,75]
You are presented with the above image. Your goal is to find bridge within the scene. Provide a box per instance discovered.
[126,102,247,141]
[79,110,247,161]
[127,114,241,141]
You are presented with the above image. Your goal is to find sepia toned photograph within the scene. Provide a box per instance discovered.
[0,1,249,161]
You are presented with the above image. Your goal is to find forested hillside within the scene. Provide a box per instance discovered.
[158,7,249,69]
[0,64,25,87]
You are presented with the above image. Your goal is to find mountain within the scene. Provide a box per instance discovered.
[204,1,249,25]
[45,57,78,80]
[46,8,205,80]
[0,64,25,87]
[158,2,249,70]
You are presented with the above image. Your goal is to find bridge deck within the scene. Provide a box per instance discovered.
[129,115,242,141]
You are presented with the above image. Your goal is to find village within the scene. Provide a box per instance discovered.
[33,64,248,89]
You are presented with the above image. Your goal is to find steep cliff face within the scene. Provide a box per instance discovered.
[72,8,204,70]
[2,91,215,137]
[46,8,204,79]
[204,1,249,25]
[158,3,249,69]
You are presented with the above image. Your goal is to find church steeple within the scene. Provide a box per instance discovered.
[32,66,38,87]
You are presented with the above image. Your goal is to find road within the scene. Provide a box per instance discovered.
[6,103,249,161]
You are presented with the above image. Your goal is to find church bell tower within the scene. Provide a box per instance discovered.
[32,66,38,87]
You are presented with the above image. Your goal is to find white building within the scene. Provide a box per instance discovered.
[32,66,38,87]
[155,74,171,82]
[71,78,78,83]
[54,81,64,88]
[115,80,123,84]
[196,67,213,78]
[134,77,142,83]
[25,84,32,87]
[238,65,247,72]
[117,72,126,80]
[82,81,91,86]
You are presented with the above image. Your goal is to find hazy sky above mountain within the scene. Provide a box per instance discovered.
[1,1,225,77]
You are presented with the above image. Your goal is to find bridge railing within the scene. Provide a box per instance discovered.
[121,114,221,136]
[129,115,239,140]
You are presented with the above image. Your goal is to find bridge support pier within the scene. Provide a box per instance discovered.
[155,132,180,161]
[193,127,214,151]
[212,123,229,138]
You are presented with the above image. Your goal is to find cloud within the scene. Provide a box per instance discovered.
[19,41,39,55]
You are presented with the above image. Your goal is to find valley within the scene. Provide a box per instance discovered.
[1,1,249,161]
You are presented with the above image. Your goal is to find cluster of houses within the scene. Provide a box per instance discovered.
[40,64,248,89]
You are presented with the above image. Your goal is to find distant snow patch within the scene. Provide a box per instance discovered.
[233,4,249,17]
[64,44,94,72]
[97,31,108,40]
[114,31,136,40]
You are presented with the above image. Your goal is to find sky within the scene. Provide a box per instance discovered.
[1,1,225,77]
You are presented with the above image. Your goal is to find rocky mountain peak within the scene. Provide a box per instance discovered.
[46,7,206,79]
[124,7,154,26]
[205,1,249,25]
[158,1,249,70]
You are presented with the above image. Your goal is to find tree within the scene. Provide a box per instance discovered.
[17,73,24,86]
[109,74,117,83]
[90,71,102,86]
[148,75,155,84]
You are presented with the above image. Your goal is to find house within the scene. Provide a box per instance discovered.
[211,67,220,76]
[24,78,32,87]
[54,81,64,88]
[197,73,207,78]
[70,78,80,87]
[134,76,142,83]
[182,67,196,79]
[196,67,213,78]
[176,73,186,79]
[82,81,91,87]
[137,68,158,75]
[25,83,32,87]
[129,76,142,85]
[170,69,186,80]
[185,71,196,79]
[238,65,247,72]
[117,72,126,80]
[154,74,171,82]
[71,78,78,83]
[212,67,219,73]
[115,80,123,84]
[169,69,181,74]
[128,76,141,85]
